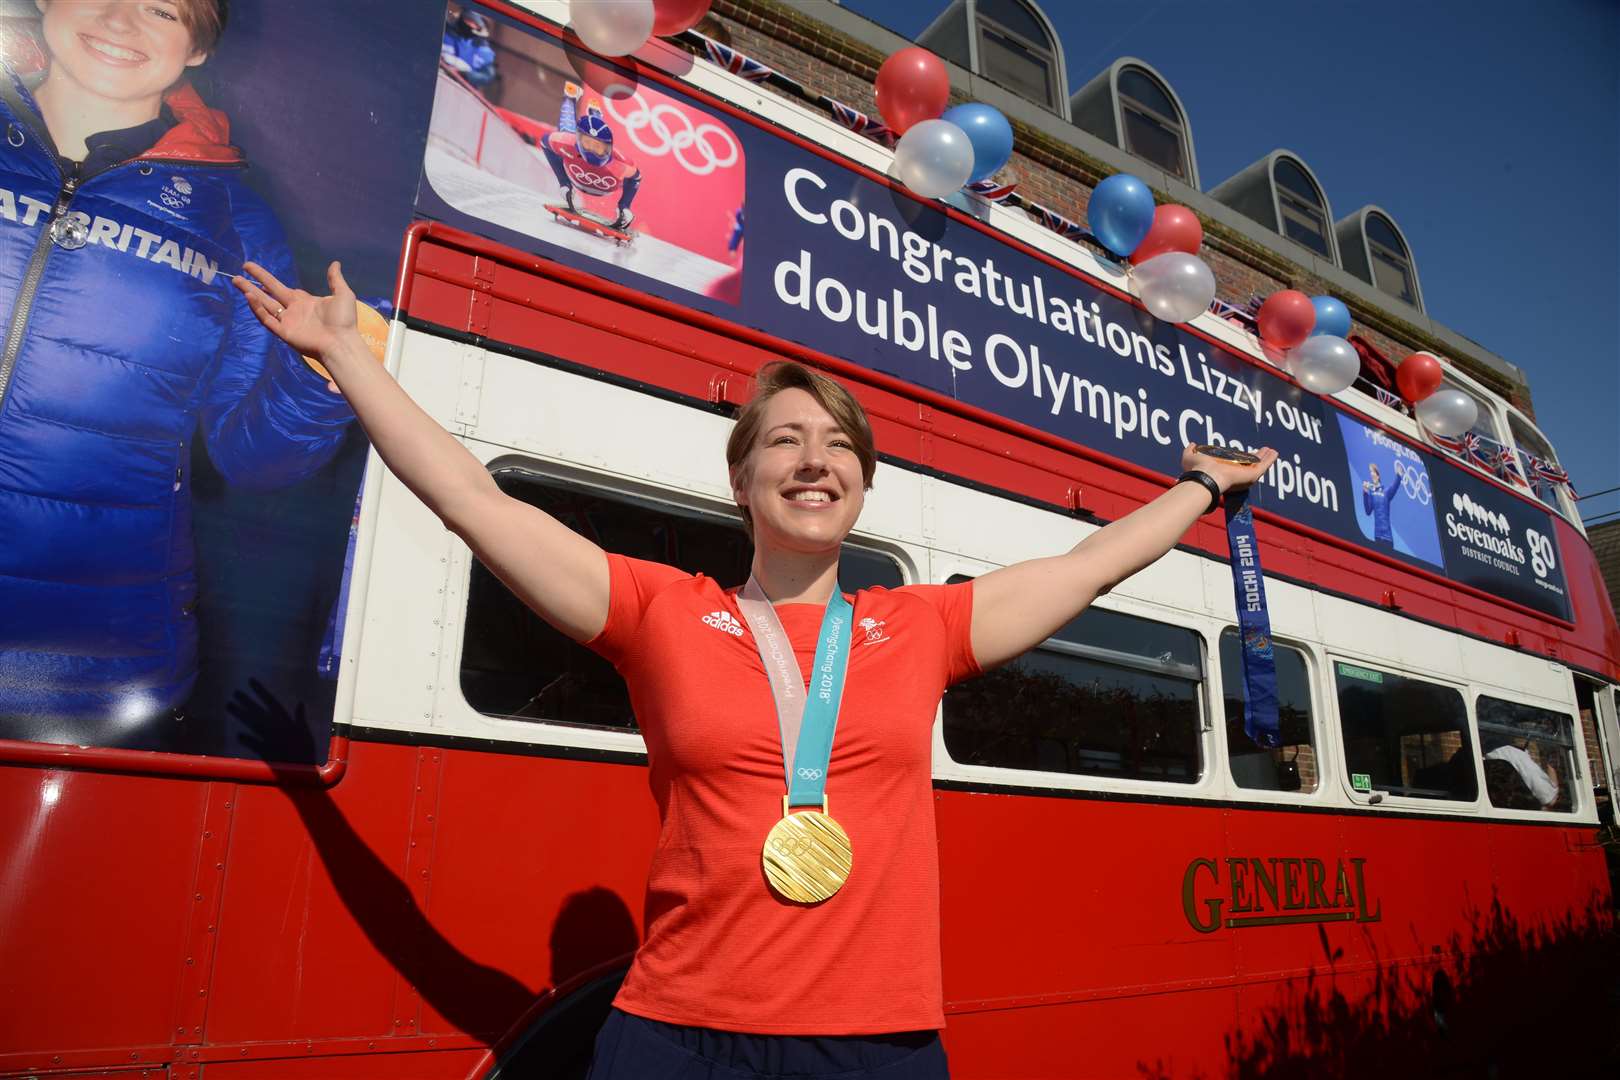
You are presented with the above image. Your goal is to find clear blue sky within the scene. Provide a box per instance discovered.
[837,0,1620,525]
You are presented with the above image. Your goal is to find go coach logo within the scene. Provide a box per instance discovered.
[1182,855,1382,933]
[1526,527,1556,579]
[605,92,740,177]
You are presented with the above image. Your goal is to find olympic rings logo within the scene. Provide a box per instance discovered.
[772,835,814,859]
[564,161,617,190]
[1400,465,1431,505]
[605,92,739,176]
[795,767,823,780]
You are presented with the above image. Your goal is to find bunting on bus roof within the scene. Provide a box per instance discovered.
[698,35,778,85]
[1026,201,1088,243]
[966,177,1018,203]
[824,98,897,146]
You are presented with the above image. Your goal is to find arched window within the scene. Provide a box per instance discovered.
[1365,212,1417,306]
[1273,157,1332,260]
[1335,207,1424,312]
[1116,66,1190,183]
[973,0,1062,110]
[1210,151,1330,262]
[918,0,1069,114]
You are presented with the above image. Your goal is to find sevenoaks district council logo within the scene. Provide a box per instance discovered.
[1182,855,1381,933]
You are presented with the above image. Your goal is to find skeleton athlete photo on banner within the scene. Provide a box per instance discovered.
[233,242,1277,1076]
[422,2,745,302]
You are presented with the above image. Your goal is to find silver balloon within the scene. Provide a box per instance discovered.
[1416,388,1479,437]
[893,119,975,199]
[1132,253,1216,323]
[571,0,655,56]
[1289,334,1359,395]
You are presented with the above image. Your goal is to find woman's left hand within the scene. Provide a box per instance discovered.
[1180,443,1279,495]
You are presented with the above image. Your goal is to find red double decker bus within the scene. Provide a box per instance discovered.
[2,2,1615,1077]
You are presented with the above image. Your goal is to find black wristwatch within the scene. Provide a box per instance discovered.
[1177,470,1224,514]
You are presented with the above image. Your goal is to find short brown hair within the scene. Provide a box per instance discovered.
[177,0,227,54]
[726,361,876,537]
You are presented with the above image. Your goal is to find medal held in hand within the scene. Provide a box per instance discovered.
[738,577,856,904]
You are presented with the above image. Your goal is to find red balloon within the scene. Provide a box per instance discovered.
[1396,351,1444,403]
[653,0,711,36]
[1255,290,1316,350]
[874,47,950,136]
[1129,204,1203,265]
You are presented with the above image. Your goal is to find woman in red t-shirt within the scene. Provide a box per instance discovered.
[234,262,1275,1078]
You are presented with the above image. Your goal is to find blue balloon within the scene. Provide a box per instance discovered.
[1310,295,1351,338]
[1088,173,1155,256]
[942,102,1013,184]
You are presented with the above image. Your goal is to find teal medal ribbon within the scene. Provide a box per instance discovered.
[736,576,854,807]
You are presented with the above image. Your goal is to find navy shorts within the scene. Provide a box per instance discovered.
[585,1008,951,1079]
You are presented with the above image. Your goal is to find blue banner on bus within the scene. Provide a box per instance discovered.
[413,7,1571,622]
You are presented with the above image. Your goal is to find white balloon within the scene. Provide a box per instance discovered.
[893,120,975,199]
[572,0,655,56]
[1289,334,1359,395]
[1132,253,1216,323]
[1416,388,1479,437]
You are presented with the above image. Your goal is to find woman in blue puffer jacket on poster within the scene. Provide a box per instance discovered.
[0,0,353,735]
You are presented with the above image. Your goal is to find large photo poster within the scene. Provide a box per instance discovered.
[0,0,441,762]
[420,3,746,302]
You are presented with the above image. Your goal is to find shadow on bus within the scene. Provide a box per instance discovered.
[1139,895,1619,1079]
[232,679,638,1051]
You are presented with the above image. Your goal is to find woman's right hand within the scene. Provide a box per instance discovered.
[234,260,359,366]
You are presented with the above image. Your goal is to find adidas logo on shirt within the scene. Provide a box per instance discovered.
[701,610,745,637]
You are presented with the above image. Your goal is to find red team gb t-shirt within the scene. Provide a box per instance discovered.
[587,554,980,1034]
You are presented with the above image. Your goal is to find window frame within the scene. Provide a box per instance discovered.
[1270,156,1335,263]
[971,0,1064,112]
[935,585,1216,795]
[1350,208,1425,311]
[449,459,915,749]
[1215,627,1327,801]
[1327,653,1481,811]
[1475,692,1582,816]
[1115,65,1191,183]
[1504,407,1575,518]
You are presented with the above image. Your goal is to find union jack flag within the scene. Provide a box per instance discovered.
[1369,385,1407,410]
[966,177,1018,203]
[1208,297,1258,330]
[1519,450,1574,497]
[1430,431,1502,476]
[824,97,895,146]
[1028,202,1087,242]
[698,35,776,83]
[1428,431,1466,455]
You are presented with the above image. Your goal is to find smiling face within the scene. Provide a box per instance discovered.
[731,388,867,556]
[37,1,208,111]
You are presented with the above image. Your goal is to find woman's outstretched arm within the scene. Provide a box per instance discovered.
[233,261,610,643]
[968,445,1277,670]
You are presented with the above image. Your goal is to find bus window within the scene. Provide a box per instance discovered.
[943,589,1204,783]
[1476,695,1577,813]
[1219,630,1318,793]
[1334,662,1476,801]
[458,467,903,730]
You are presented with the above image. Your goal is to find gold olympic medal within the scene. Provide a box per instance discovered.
[762,809,852,904]
[302,299,389,380]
